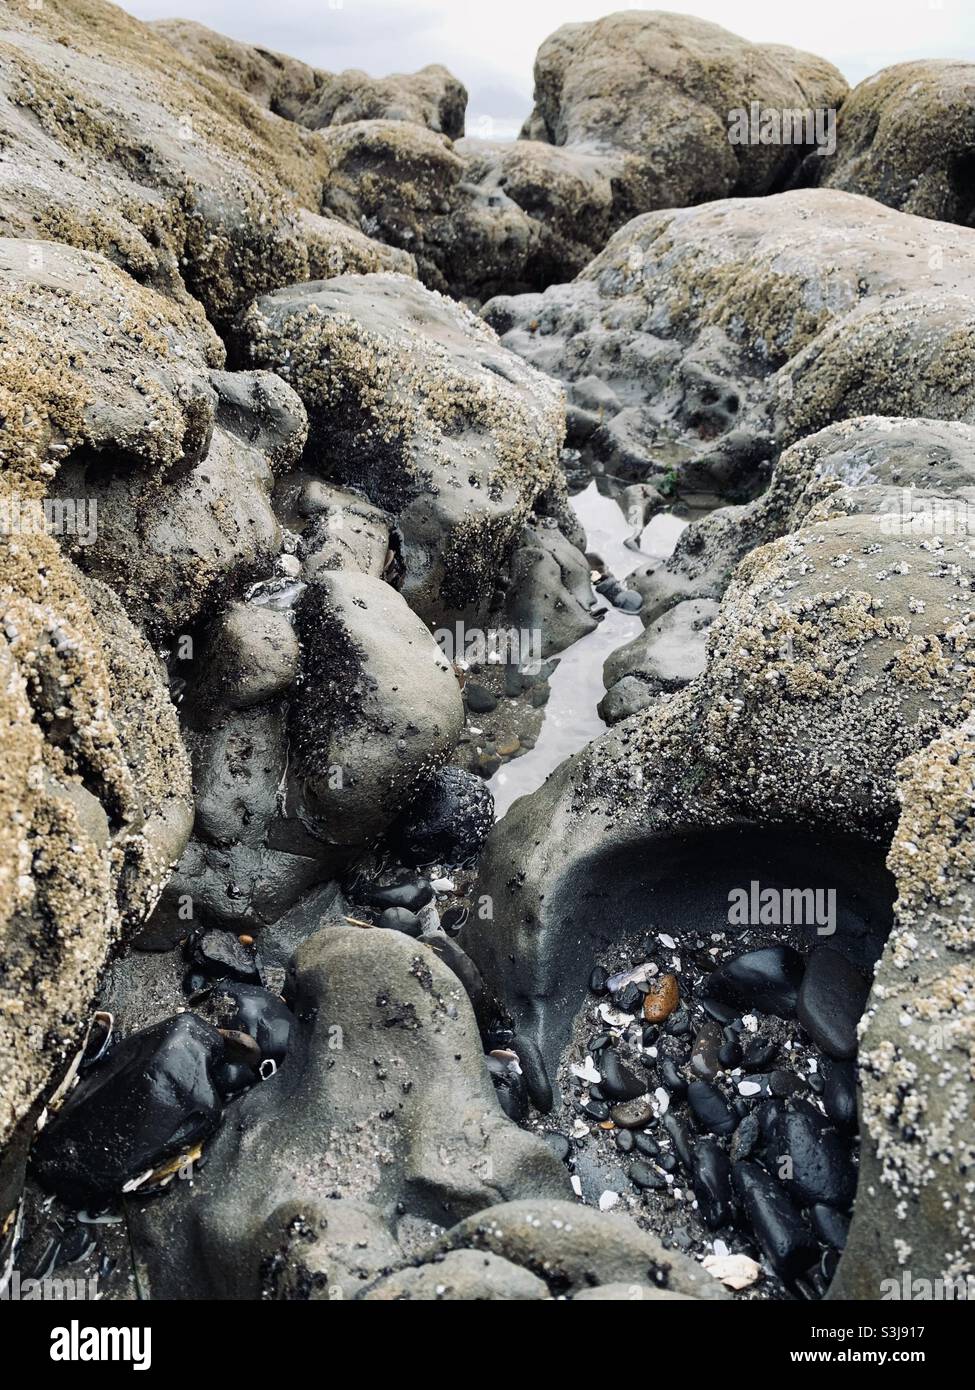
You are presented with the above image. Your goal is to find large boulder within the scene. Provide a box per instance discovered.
[483,191,975,511]
[239,272,566,625]
[290,572,464,847]
[0,0,412,333]
[634,416,975,625]
[0,541,191,1154]
[516,13,846,236]
[153,19,467,137]
[126,926,571,1298]
[830,722,975,1297]
[818,61,975,227]
[464,425,975,1294]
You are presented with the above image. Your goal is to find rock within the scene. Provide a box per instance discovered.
[486,1057,528,1124]
[761,1099,857,1210]
[642,973,679,1023]
[510,1034,553,1114]
[0,483,192,1149]
[483,193,975,530]
[363,1249,550,1301]
[156,23,469,140]
[831,722,975,1297]
[610,1098,655,1130]
[192,604,300,715]
[465,683,497,714]
[424,1199,728,1300]
[520,13,846,235]
[603,600,719,697]
[823,1061,858,1132]
[692,1139,735,1229]
[598,675,656,726]
[769,1070,807,1098]
[127,928,569,1298]
[210,983,294,1066]
[240,273,565,626]
[705,947,805,1020]
[185,929,261,986]
[690,1022,725,1080]
[505,520,597,657]
[599,1050,646,1103]
[732,1160,818,1287]
[290,572,464,846]
[359,877,435,913]
[811,1204,851,1251]
[743,1037,778,1071]
[572,1283,694,1301]
[797,948,870,1060]
[379,908,422,937]
[629,1160,665,1191]
[687,1081,738,1137]
[389,767,495,867]
[418,933,497,1037]
[0,2,412,336]
[818,61,975,226]
[32,1014,224,1209]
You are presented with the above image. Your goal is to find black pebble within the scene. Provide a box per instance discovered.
[810,1202,851,1250]
[599,1049,646,1102]
[796,947,869,1060]
[32,1014,224,1208]
[732,1159,819,1287]
[511,1032,553,1113]
[612,982,643,1013]
[660,1057,687,1099]
[662,1113,694,1171]
[589,966,609,994]
[823,1060,857,1131]
[361,876,434,912]
[705,946,805,1019]
[185,928,260,985]
[629,1160,666,1191]
[486,1057,527,1123]
[693,1138,735,1229]
[688,1079,739,1136]
[770,1069,808,1098]
[762,1098,857,1209]
[378,906,422,936]
[665,1007,692,1037]
[616,1129,635,1154]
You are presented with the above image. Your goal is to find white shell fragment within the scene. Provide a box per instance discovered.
[702,1253,763,1289]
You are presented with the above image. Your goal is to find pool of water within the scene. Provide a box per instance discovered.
[491,484,685,819]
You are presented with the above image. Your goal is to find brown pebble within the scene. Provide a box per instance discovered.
[238,934,254,946]
[643,973,679,1023]
[610,1097,654,1129]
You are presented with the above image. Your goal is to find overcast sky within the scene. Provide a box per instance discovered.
[122,1,974,138]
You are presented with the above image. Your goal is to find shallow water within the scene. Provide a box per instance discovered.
[491,484,685,819]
